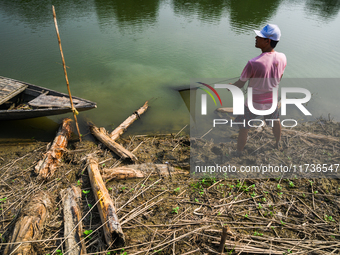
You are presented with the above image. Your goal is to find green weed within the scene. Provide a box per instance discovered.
[325,215,335,222]
[254,231,263,236]
[172,207,179,214]
[83,229,93,239]
[56,250,63,255]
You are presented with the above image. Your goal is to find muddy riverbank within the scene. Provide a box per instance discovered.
[1,118,340,254]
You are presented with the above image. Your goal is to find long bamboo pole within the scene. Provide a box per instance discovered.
[52,5,82,141]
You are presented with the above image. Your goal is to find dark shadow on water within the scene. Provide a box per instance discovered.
[305,0,340,21]
[0,0,94,27]
[1,0,338,32]
[0,117,60,142]
[94,0,160,30]
[227,0,283,33]
[0,114,99,142]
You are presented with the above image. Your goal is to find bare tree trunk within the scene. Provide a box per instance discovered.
[35,118,72,179]
[101,163,188,181]
[60,186,86,255]
[282,128,339,143]
[90,125,137,161]
[110,101,148,140]
[4,192,52,255]
[87,156,125,246]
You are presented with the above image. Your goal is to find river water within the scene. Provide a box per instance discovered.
[1,0,340,140]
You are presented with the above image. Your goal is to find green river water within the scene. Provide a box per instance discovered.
[1,0,340,140]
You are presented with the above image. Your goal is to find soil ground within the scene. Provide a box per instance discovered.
[1,118,340,255]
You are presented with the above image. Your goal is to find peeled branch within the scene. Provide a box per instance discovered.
[90,124,137,161]
[282,128,339,143]
[87,156,125,246]
[102,167,145,180]
[35,118,72,179]
[4,192,52,255]
[101,163,188,181]
[110,101,148,141]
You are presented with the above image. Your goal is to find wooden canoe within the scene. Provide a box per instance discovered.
[0,76,97,121]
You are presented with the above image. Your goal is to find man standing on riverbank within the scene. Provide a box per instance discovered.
[232,24,287,154]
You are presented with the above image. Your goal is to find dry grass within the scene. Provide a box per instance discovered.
[1,120,340,254]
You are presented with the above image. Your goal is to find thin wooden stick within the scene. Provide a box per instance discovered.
[52,5,82,141]
[218,226,228,253]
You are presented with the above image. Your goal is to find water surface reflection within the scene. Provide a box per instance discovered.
[0,0,340,140]
[305,0,340,21]
[95,0,160,29]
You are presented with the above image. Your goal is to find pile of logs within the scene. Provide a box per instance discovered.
[4,101,156,254]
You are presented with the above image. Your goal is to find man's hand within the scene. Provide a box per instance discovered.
[233,79,246,88]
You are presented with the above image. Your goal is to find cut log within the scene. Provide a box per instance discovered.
[60,186,86,255]
[282,128,339,143]
[90,124,137,161]
[4,192,52,255]
[216,107,233,113]
[35,118,72,179]
[110,101,148,141]
[102,167,144,180]
[87,156,125,246]
[101,163,188,181]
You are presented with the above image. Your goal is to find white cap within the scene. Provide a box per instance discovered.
[254,24,281,41]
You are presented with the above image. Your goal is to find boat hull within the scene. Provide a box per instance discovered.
[0,77,97,121]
